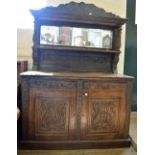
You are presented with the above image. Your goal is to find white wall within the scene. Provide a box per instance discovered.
[17,0,127,73]
[17,29,33,69]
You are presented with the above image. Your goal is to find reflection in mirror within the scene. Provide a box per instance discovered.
[40,26,59,45]
[40,26,113,49]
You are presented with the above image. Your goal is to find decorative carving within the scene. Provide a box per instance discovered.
[110,28,122,73]
[89,98,120,133]
[112,53,120,73]
[30,2,125,73]
[41,51,111,64]
[40,50,112,72]
[113,28,122,50]
[35,96,69,135]
[20,75,132,148]
[30,79,76,89]
[31,2,121,19]
[84,82,126,90]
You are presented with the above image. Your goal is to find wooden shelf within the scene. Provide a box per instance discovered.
[37,45,121,54]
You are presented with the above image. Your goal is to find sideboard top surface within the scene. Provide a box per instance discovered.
[21,71,133,80]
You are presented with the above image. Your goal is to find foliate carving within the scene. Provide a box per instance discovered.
[89,98,120,133]
[113,28,122,50]
[84,82,126,90]
[112,53,119,73]
[31,2,120,19]
[40,51,112,72]
[35,96,69,135]
[41,51,111,64]
[30,79,76,89]
[111,28,122,73]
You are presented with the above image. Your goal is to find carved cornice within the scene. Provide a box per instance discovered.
[31,2,119,18]
[30,2,126,26]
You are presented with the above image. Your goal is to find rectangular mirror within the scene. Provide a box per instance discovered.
[40,26,113,49]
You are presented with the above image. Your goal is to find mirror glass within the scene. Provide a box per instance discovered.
[40,26,113,49]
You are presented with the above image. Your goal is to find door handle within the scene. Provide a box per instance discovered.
[84,92,88,96]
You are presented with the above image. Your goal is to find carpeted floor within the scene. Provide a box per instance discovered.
[129,112,137,151]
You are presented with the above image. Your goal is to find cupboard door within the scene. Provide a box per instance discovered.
[81,81,131,140]
[26,79,77,141]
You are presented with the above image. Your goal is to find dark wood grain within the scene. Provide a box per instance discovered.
[28,82,77,141]
[30,2,126,27]
[19,2,133,150]
[19,73,132,149]
[38,49,113,72]
[30,2,125,73]
[19,139,131,150]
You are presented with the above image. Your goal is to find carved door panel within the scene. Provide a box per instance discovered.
[81,81,129,140]
[27,79,77,141]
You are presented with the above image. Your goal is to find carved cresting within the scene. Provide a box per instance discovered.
[30,2,120,19]
[89,98,120,133]
[35,96,69,135]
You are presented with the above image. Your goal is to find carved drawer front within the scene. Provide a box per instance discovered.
[81,81,129,140]
[27,80,77,141]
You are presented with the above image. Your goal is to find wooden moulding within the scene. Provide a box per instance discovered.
[19,138,131,150]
